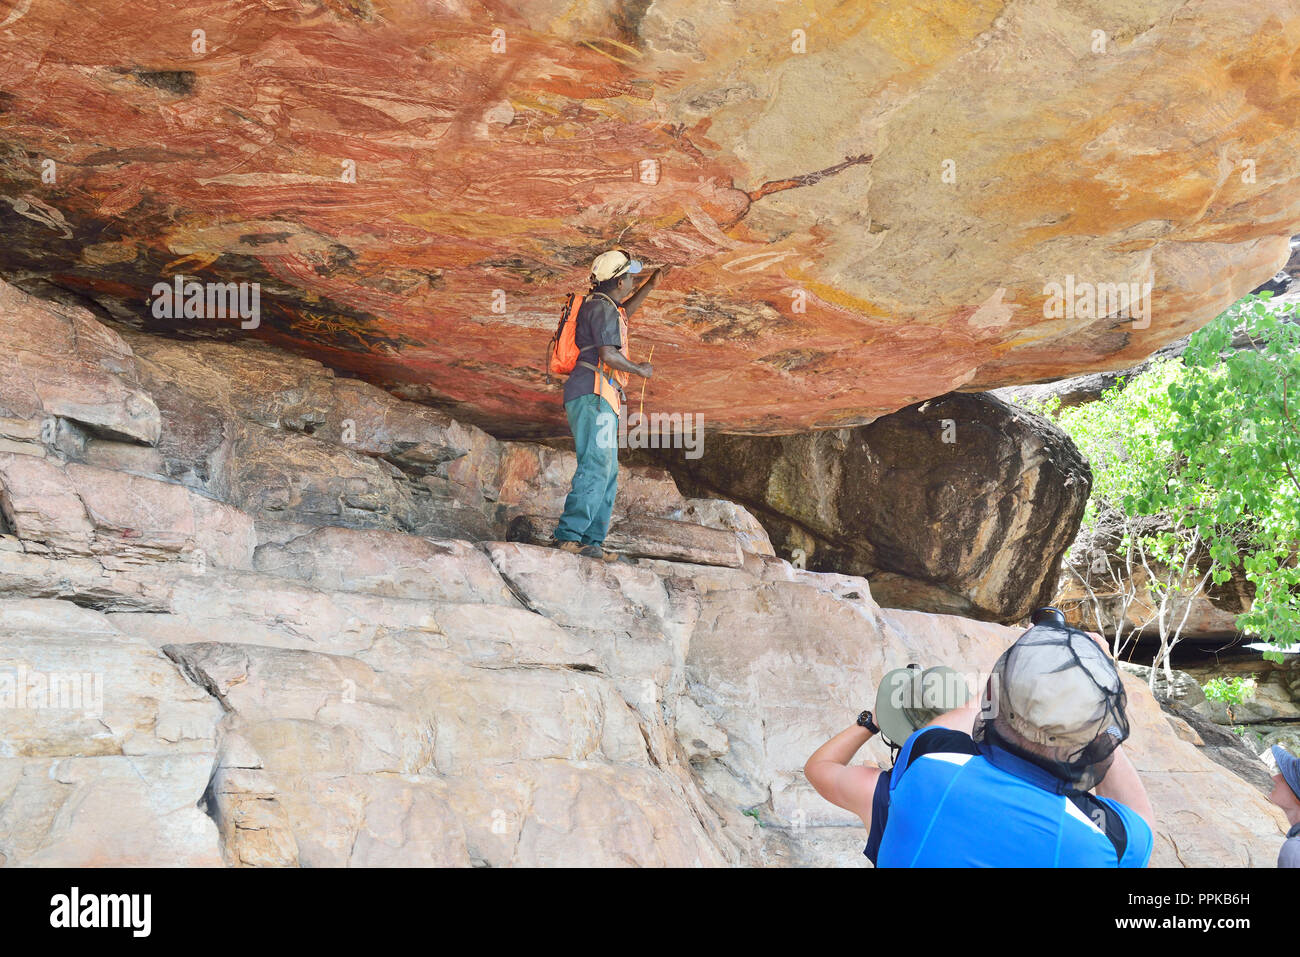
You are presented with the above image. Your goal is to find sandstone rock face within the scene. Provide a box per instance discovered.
[0,287,1288,867]
[0,600,223,866]
[665,393,1091,622]
[1058,553,1252,645]
[0,453,256,570]
[252,527,518,605]
[2,2,1300,436]
[1181,656,1300,727]
[507,513,745,567]
[0,279,771,564]
[123,328,773,554]
[0,282,160,446]
[996,276,1300,410]
[1156,702,1279,797]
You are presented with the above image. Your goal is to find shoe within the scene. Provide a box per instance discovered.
[552,539,582,554]
[598,547,635,565]
[578,544,605,560]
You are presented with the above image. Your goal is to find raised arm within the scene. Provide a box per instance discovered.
[804,722,884,828]
[620,265,667,316]
[1093,745,1154,829]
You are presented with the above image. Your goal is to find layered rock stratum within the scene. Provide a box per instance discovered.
[2,0,1300,435]
[0,281,1287,866]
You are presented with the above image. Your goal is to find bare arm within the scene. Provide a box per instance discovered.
[1094,746,1154,830]
[804,724,883,828]
[597,345,651,378]
[621,266,667,316]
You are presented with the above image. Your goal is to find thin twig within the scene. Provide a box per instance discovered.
[639,344,655,420]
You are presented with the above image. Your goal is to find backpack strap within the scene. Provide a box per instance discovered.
[576,360,626,400]
[1066,791,1129,862]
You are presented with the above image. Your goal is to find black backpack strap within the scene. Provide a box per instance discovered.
[1066,791,1129,861]
[902,729,979,771]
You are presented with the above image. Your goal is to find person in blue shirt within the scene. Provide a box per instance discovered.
[805,614,1155,867]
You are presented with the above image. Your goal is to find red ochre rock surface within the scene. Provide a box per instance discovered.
[2,0,1299,437]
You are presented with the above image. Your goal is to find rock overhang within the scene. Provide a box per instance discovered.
[1,0,1298,437]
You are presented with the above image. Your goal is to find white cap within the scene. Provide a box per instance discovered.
[590,249,643,283]
[995,626,1127,750]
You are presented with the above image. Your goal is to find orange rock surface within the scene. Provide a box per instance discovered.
[1,0,1298,435]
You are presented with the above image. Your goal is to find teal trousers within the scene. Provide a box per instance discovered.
[555,394,619,546]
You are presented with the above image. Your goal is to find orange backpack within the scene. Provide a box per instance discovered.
[545,292,585,383]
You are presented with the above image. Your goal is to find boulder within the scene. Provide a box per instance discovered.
[665,392,1091,621]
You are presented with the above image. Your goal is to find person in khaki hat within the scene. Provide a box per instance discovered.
[1266,745,1300,867]
[552,249,666,561]
[805,609,1155,867]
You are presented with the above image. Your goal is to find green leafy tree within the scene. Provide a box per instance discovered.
[1032,292,1299,664]
[1159,293,1300,656]
[1202,674,1257,724]
[1028,361,1228,684]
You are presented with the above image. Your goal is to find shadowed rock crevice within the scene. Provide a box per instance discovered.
[126,68,196,95]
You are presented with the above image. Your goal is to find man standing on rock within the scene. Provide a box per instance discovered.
[805,615,1155,867]
[552,249,665,562]
[1267,745,1300,867]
